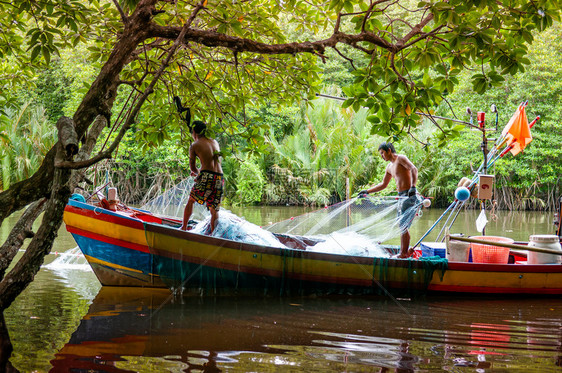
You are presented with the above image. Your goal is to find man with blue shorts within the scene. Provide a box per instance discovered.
[358,142,419,258]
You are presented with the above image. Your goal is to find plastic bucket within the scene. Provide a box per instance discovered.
[470,236,514,264]
[528,235,562,264]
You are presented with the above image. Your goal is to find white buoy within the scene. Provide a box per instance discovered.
[422,199,431,208]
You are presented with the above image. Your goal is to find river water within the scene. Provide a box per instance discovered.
[2,206,562,372]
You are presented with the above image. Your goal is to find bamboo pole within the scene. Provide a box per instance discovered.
[448,235,562,256]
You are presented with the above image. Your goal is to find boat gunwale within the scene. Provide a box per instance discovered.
[145,222,562,274]
[144,221,442,269]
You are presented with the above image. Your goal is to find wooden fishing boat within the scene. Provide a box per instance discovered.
[144,221,444,296]
[65,197,562,296]
[63,198,180,287]
[144,222,562,296]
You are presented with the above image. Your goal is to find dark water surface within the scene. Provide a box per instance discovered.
[2,207,562,372]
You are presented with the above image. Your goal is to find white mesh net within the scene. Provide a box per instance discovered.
[139,177,208,221]
[139,178,424,257]
[266,195,423,239]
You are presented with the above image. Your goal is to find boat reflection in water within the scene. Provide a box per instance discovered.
[50,287,562,372]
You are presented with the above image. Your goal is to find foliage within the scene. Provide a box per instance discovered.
[0,0,95,112]
[420,23,562,209]
[264,89,384,204]
[0,103,56,190]
[2,1,561,209]
[2,1,561,149]
[234,156,266,205]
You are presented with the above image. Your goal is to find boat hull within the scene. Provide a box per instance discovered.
[64,200,562,295]
[144,222,562,296]
[144,222,447,296]
[63,199,166,287]
[429,261,562,295]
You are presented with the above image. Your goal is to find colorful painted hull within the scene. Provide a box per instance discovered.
[63,199,174,287]
[65,199,562,295]
[145,222,562,296]
[428,261,562,295]
[144,222,447,296]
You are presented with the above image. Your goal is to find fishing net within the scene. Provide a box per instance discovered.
[140,177,424,258]
[140,178,208,221]
[264,194,424,256]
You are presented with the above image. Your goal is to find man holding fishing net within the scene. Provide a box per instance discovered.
[358,142,419,258]
[181,120,224,233]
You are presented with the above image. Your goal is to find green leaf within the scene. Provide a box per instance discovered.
[42,47,51,64]
[30,45,41,61]
[367,115,380,124]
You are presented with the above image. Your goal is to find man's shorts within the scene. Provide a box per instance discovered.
[397,190,421,231]
[190,170,224,210]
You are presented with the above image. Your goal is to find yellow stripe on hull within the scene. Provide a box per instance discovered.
[64,211,146,246]
[432,267,562,290]
[146,231,424,285]
[84,254,145,274]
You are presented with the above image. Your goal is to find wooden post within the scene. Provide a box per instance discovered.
[345,177,350,227]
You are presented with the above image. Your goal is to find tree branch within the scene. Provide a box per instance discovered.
[0,199,47,280]
[111,0,128,23]
[147,24,395,55]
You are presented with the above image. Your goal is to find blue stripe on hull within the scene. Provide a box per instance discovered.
[72,234,165,287]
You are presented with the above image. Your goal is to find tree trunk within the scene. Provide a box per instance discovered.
[0,199,47,280]
[0,0,157,225]
[0,143,72,310]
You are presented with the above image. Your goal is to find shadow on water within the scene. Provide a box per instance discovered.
[46,287,562,372]
[0,314,18,372]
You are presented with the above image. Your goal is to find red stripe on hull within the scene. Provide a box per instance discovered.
[67,226,150,254]
[65,205,145,229]
[448,261,562,273]
[428,284,562,295]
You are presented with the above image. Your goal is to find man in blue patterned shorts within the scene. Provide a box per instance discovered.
[358,142,419,258]
[181,120,224,233]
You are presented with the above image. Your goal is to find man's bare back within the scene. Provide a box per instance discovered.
[190,137,222,175]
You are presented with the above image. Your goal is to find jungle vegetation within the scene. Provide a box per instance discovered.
[3,22,561,211]
[0,0,561,326]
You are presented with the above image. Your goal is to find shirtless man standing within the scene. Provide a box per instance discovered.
[181,120,224,233]
[358,142,419,258]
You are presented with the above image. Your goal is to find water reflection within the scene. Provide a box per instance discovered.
[2,207,561,371]
[49,287,562,372]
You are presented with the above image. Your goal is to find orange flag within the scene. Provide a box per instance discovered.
[501,104,532,156]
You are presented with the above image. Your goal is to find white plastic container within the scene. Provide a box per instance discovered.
[108,187,119,201]
[447,240,471,262]
[528,235,562,264]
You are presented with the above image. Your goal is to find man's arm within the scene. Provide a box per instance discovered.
[366,168,392,194]
[189,144,199,176]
